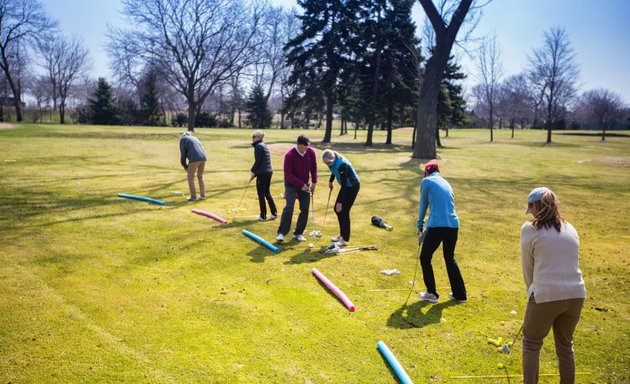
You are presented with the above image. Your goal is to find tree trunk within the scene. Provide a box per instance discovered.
[187,99,196,131]
[413,0,474,158]
[413,55,443,159]
[323,90,333,142]
[385,102,393,144]
[59,102,66,124]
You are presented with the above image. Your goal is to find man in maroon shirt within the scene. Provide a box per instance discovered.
[276,135,318,242]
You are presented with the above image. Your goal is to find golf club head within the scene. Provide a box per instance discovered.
[501,344,510,354]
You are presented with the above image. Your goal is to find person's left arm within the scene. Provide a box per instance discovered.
[251,144,263,175]
[520,223,535,292]
[309,149,318,192]
[417,179,430,230]
[180,140,188,169]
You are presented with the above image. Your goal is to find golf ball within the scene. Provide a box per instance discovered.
[497,363,504,369]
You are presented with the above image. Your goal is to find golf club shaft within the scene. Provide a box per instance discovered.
[235,179,252,212]
[323,188,332,226]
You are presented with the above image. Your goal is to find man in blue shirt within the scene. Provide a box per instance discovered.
[417,162,467,303]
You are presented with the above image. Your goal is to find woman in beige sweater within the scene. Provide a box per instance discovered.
[520,187,586,384]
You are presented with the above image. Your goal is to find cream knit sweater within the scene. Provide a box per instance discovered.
[520,221,586,303]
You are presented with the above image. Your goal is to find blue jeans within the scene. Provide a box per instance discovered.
[277,182,310,236]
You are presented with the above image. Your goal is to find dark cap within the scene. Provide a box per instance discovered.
[297,135,310,146]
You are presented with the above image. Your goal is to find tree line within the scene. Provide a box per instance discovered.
[1,0,627,154]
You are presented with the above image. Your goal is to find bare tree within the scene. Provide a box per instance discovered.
[38,35,91,123]
[108,0,267,131]
[528,27,579,143]
[576,89,625,141]
[475,34,502,142]
[413,0,485,159]
[499,73,534,137]
[0,0,57,122]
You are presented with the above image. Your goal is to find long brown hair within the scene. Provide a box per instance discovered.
[531,190,564,231]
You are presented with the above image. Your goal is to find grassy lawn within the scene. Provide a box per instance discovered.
[1,124,628,383]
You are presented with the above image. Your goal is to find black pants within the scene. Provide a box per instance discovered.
[335,184,360,241]
[256,172,277,219]
[277,182,310,236]
[419,227,467,300]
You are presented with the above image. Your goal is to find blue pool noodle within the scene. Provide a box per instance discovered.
[117,193,166,205]
[377,341,413,384]
[242,229,280,253]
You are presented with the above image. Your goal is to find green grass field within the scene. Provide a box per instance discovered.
[1,124,628,383]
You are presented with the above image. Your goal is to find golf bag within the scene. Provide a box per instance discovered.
[371,215,393,231]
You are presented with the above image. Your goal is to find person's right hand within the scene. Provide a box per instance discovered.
[328,182,333,190]
[301,184,309,192]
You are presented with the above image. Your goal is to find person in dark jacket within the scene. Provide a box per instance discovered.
[179,132,207,201]
[250,130,277,221]
[322,149,360,247]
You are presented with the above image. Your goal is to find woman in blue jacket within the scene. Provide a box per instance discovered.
[322,149,360,247]
[417,161,467,303]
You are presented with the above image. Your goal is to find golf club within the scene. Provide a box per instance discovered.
[232,179,252,214]
[323,187,332,226]
[403,243,422,308]
[502,323,524,354]
[320,244,377,255]
[307,189,322,249]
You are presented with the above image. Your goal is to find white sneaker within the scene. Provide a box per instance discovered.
[276,233,284,242]
[293,234,307,242]
[335,239,348,247]
[419,292,439,303]
[331,234,342,242]
[257,216,265,221]
[268,214,277,220]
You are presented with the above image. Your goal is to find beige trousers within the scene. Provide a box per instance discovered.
[522,297,584,384]
[187,161,206,198]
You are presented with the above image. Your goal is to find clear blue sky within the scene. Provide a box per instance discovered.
[40,0,630,104]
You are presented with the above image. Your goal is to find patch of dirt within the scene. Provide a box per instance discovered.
[0,123,15,129]
[596,157,630,167]
[267,142,293,156]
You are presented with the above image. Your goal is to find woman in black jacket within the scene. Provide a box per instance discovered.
[250,130,277,221]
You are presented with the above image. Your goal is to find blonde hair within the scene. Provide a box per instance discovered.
[252,130,264,140]
[531,190,564,232]
[322,149,338,162]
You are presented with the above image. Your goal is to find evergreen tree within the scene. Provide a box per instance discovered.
[246,85,273,128]
[138,71,163,126]
[436,56,467,139]
[285,0,360,142]
[380,0,422,144]
[88,78,121,125]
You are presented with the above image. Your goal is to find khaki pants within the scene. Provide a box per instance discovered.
[187,161,206,198]
[522,297,584,384]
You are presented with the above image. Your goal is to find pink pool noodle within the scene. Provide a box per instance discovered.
[191,209,228,224]
[311,268,356,312]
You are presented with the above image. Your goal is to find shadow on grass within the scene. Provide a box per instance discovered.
[285,246,338,264]
[387,300,459,329]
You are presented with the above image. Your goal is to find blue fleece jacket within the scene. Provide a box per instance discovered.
[417,172,459,229]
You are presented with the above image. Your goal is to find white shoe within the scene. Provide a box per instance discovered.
[293,234,307,242]
[268,214,277,220]
[331,234,342,242]
[419,292,439,303]
[335,239,348,247]
[257,216,265,221]
[276,233,284,242]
